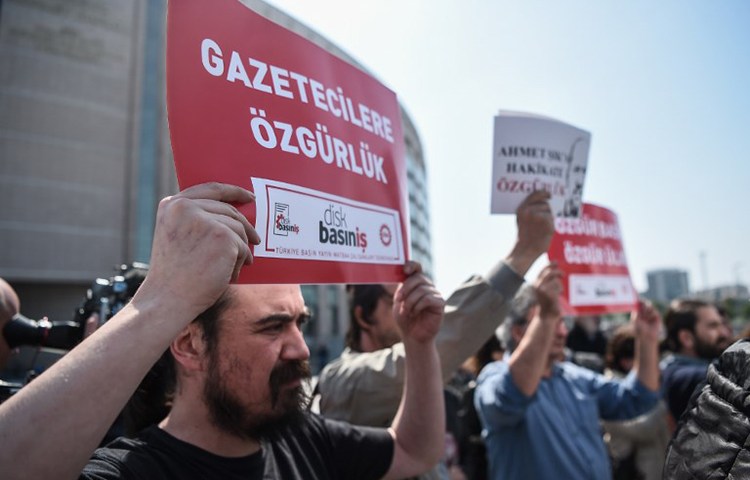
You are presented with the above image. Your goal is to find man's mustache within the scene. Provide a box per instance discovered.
[269,360,311,407]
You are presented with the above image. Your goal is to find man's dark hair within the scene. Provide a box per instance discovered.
[345,284,388,352]
[123,292,233,435]
[463,335,504,376]
[664,299,711,353]
[605,324,635,374]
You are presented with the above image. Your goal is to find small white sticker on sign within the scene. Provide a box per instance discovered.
[252,177,404,265]
[568,274,636,306]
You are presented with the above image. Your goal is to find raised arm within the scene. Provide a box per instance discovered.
[437,189,555,379]
[503,190,556,276]
[632,300,662,392]
[508,263,564,397]
[384,262,446,480]
[0,183,259,480]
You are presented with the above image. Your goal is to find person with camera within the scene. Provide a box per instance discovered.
[0,278,21,369]
[0,182,447,480]
[0,266,148,410]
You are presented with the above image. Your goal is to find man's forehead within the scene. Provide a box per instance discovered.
[226,284,306,317]
[697,305,722,324]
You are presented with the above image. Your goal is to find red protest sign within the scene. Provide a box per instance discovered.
[166,0,408,284]
[548,203,638,315]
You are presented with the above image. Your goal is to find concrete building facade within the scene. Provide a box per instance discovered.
[0,0,173,324]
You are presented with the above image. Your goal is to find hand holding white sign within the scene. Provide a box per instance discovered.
[534,262,564,319]
[508,190,556,274]
[491,111,591,217]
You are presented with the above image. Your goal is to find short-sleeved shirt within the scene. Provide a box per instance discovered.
[80,413,393,480]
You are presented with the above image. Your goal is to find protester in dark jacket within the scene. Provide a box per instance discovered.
[663,339,750,479]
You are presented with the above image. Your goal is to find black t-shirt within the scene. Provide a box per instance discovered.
[80,413,394,479]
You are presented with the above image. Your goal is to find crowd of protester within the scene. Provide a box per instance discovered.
[0,186,748,479]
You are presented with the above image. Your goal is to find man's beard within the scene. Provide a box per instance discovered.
[203,355,311,441]
[377,329,402,350]
[694,335,726,360]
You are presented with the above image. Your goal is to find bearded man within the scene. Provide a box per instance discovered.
[0,183,446,480]
[660,299,732,424]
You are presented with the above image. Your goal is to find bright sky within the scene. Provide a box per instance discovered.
[263,0,750,295]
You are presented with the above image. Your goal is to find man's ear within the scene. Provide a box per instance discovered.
[170,323,208,373]
[678,329,694,353]
[354,305,373,331]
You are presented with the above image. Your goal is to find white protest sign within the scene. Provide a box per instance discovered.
[491,111,591,217]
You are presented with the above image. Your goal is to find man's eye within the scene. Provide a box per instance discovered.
[264,322,284,333]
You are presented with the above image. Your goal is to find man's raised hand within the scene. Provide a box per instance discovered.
[393,261,445,345]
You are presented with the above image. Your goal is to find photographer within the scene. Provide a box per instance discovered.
[0,267,149,410]
[1,264,149,356]
[0,278,21,369]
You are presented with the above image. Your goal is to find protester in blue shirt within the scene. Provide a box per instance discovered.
[474,264,661,480]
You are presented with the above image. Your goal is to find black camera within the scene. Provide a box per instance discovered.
[2,263,149,351]
[2,314,80,351]
[71,262,149,332]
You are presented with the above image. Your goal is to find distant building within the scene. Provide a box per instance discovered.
[645,269,690,304]
[0,0,172,379]
[692,284,750,304]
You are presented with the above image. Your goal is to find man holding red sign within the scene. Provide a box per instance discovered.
[0,183,447,480]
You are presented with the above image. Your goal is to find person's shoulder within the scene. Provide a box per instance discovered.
[286,411,369,436]
[291,411,328,433]
[82,430,158,479]
[476,359,509,383]
[318,351,345,378]
[272,413,391,451]
[667,357,708,379]
[269,412,323,442]
[317,349,357,386]
[717,339,750,386]
[663,354,708,369]
[320,346,405,380]
[558,359,590,374]
[557,360,601,382]
[95,430,154,458]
